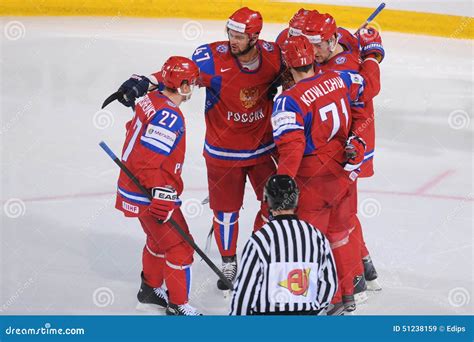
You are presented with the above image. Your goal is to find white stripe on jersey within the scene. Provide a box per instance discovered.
[140,136,172,153]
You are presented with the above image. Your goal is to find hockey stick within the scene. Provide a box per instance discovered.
[204,225,214,254]
[354,2,386,34]
[102,91,135,110]
[99,141,234,291]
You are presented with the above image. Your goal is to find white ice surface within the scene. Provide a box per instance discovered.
[0,17,472,315]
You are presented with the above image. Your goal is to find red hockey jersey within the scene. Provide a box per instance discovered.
[191,40,283,167]
[272,70,366,180]
[315,27,380,177]
[115,91,186,218]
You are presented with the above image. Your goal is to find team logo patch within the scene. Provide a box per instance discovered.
[261,41,274,52]
[268,262,318,305]
[216,44,228,53]
[166,100,177,108]
[240,87,259,109]
[278,268,311,296]
[335,56,346,64]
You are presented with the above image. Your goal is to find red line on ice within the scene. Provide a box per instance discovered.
[414,169,456,195]
[2,185,473,204]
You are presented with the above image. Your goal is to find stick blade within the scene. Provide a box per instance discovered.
[101,91,122,109]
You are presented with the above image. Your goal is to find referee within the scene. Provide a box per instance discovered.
[229,175,338,315]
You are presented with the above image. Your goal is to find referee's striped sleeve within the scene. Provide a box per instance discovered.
[317,236,338,308]
[229,239,262,315]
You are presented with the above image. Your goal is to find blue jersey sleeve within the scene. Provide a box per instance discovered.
[140,108,184,156]
[337,71,365,105]
[192,44,215,76]
[271,95,305,140]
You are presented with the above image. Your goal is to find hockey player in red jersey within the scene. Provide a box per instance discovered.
[302,11,385,299]
[273,35,374,315]
[190,7,283,291]
[114,56,202,315]
[275,8,312,90]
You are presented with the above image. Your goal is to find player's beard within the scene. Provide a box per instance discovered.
[230,40,256,57]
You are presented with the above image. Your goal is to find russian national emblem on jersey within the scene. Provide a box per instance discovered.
[240,87,259,109]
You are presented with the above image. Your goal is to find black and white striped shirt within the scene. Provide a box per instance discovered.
[230,215,337,315]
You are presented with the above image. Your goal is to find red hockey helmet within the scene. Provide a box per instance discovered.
[160,56,199,90]
[302,12,337,43]
[227,7,263,35]
[282,35,315,68]
[288,8,313,36]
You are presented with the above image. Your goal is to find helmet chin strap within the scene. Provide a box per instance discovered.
[329,35,339,52]
[178,85,194,101]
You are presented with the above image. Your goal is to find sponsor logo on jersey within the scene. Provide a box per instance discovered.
[220,67,232,73]
[261,41,274,52]
[227,108,264,123]
[145,124,177,147]
[122,201,139,214]
[278,268,311,296]
[271,111,296,128]
[240,87,259,109]
[216,44,228,53]
[335,56,346,65]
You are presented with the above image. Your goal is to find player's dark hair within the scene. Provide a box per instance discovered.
[164,80,190,94]
[293,64,313,73]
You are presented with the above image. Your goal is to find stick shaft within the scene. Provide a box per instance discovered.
[99,141,234,290]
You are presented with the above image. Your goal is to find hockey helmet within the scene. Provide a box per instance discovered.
[302,12,337,44]
[264,175,299,211]
[227,7,263,35]
[160,56,199,90]
[288,8,312,36]
[281,35,315,68]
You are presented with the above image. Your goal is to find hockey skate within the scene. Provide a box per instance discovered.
[217,255,237,298]
[353,274,369,305]
[342,294,356,313]
[363,255,382,291]
[326,302,345,316]
[136,272,169,312]
[166,303,202,316]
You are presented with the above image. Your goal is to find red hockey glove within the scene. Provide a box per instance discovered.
[344,135,366,172]
[357,27,385,63]
[149,186,180,223]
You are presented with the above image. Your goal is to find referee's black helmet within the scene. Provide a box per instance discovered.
[264,175,299,211]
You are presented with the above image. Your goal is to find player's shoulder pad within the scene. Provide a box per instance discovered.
[338,27,358,43]
[336,70,364,88]
[258,39,279,54]
[141,106,184,155]
[272,93,302,114]
[337,27,354,40]
[192,43,217,75]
